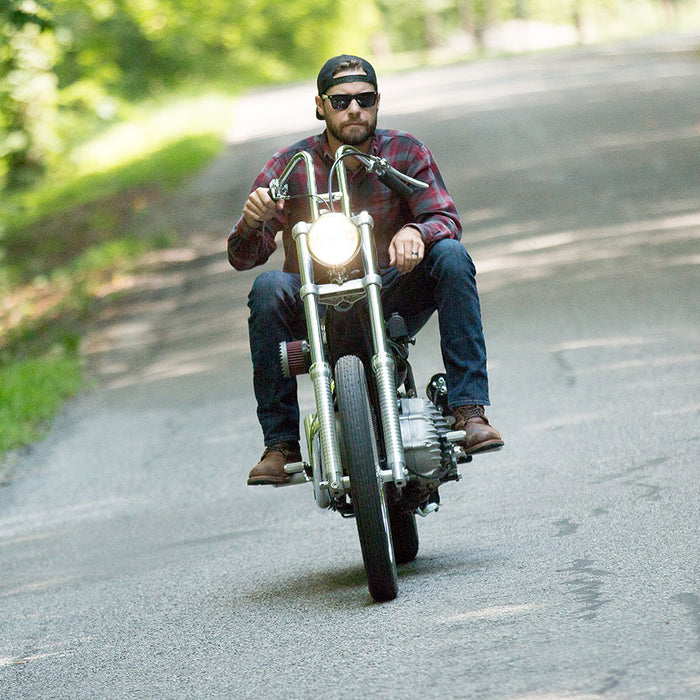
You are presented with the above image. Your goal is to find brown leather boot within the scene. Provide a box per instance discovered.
[452,405,504,454]
[247,441,302,485]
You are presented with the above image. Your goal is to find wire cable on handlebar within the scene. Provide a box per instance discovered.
[327,150,369,212]
[273,193,331,208]
[270,148,426,212]
[327,149,426,209]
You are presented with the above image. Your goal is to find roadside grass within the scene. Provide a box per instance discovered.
[0,354,84,455]
[1,133,224,285]
[0,99,231,459]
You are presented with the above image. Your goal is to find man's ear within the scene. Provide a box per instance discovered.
[315,95,325,121]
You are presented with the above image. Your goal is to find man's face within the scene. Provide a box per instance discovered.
[316,71,380,148]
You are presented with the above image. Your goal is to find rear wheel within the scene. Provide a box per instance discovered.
[389,506,419,564]
[336,355,398,602]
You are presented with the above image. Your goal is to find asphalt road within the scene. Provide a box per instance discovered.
[1,34,699,699]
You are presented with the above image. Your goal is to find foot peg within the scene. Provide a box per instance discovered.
[445,430,466,443]
[273,461,311,488]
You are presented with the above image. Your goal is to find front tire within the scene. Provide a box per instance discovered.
[389,506,419,564]
[336,354,398,603]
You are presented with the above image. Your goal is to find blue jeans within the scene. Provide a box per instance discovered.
[247,238,490,446]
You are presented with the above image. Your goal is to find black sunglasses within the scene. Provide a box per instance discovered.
[322,92,378,111]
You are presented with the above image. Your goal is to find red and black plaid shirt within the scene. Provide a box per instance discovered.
[227,128,462,273]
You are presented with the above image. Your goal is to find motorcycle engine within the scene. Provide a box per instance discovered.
[398,398,452,480]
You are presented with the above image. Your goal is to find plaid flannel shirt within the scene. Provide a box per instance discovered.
[227,128,462,273]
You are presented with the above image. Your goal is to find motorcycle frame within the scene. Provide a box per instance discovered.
[270,147,407,502]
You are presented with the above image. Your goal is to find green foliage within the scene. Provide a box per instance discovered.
[1,133,221,281]
[0,0,694,458]
[377,0,512,50]
[0,0,57,189]
[0,129,225,459]
[0,351,83,454]
[0,0,368,191]
[0,130,222,379]
[2,0,691,190]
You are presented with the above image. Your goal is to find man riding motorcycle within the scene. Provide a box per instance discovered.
[228,54,504,485]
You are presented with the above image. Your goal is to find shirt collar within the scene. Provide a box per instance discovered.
[318,131,334,163]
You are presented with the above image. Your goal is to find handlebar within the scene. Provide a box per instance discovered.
[335,148,429,200]
[268,147,428,216]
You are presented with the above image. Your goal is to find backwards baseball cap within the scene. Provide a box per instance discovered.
[316,54,378,120]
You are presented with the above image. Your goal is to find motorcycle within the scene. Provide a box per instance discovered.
[269,145,473,602]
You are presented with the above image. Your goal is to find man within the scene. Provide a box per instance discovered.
[228,54,503,486]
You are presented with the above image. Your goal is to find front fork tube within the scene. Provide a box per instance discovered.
[293,223,344,497]
[309,361,343,496]
[293,216,407,495]
[357,214,407,488]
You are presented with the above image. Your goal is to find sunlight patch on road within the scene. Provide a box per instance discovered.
[576,353,699,374]
[440,603,541,623]
[658,253,700,267]
[0,498,134,540]
[551,336,660,351]
[102,338,249,389]
[473,211,700,287]
[0,577,75,599]
[0,638,87,666]
[652,403,700,417]
[530,413,609,431]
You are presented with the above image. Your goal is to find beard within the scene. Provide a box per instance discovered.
[327,115,377,147]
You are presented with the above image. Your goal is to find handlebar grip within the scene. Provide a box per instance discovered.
[377,171,413,199]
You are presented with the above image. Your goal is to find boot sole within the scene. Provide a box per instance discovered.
[247,475,290,486]
[464,439,505,455]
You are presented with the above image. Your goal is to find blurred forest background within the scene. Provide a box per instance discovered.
[2,0,698,193]
[0,0,698,452]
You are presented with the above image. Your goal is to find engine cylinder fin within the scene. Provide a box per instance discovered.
[398,398,449,479]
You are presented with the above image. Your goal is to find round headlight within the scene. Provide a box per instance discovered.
[307,213,360,267]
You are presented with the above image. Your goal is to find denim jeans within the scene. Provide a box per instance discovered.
[247,238,490,446]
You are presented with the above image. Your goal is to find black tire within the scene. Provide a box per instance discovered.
[389,506,419,564]
[335,355,398,602]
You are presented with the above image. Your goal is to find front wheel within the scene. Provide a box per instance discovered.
[336,354,398,603]
[389,506,419,564]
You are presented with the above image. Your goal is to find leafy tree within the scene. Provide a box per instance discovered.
[0,0,55,189]
[1,0,381,189]
[377,0,512,51]
[0,0,692,191]
[457,0,509,46]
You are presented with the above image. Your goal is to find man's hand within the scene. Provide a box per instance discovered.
[389,226,424,273]
[243,187,284,227]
